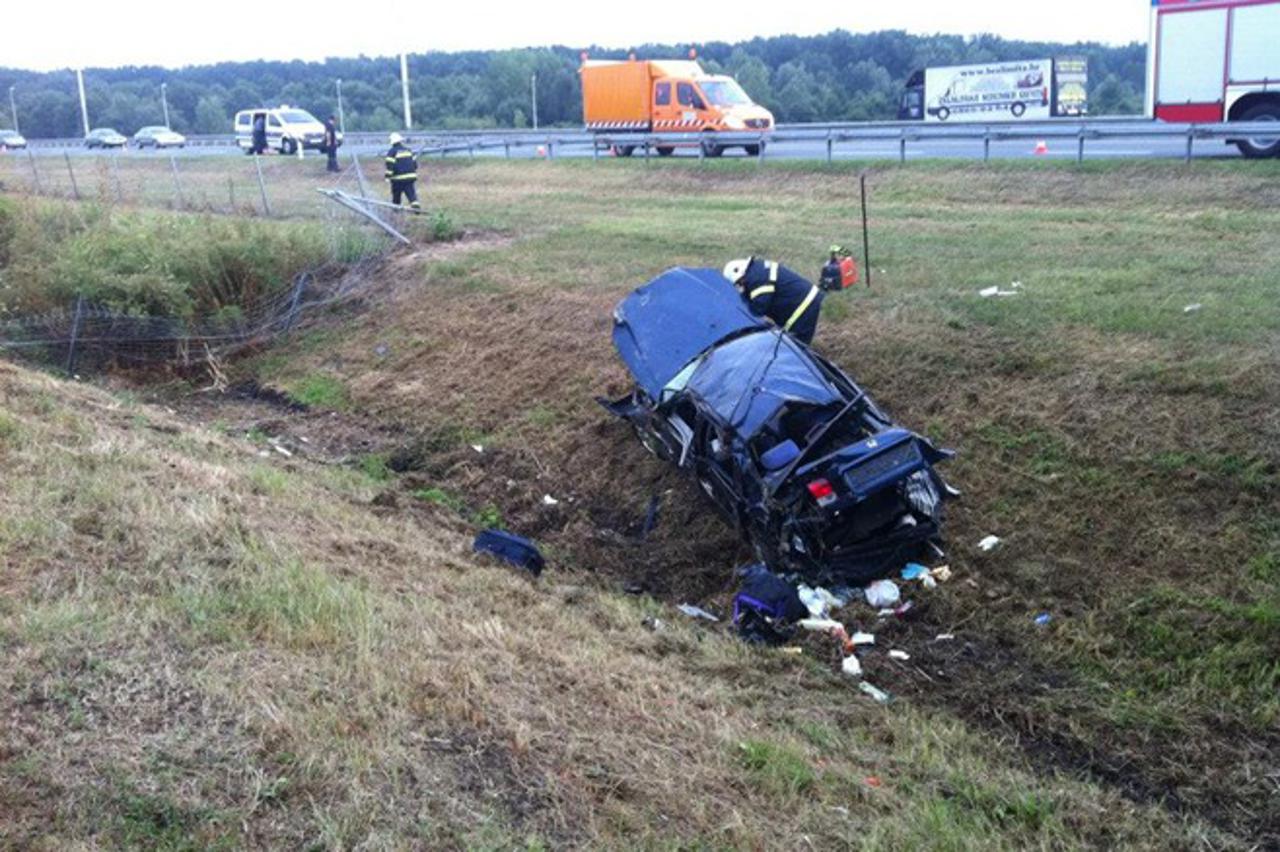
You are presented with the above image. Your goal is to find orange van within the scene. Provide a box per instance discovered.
[581,59,774,157]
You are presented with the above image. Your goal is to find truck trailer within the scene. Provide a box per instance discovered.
[897,58,1088,122]
[1147,0,1280,158]
[580,58,774,157]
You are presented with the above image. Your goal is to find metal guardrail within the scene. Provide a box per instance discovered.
[18,118,1279,163]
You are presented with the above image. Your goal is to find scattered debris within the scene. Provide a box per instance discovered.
[931,564,953,582]
[851,631,875,646]
[799,617,846,633]
[841,655,863,677]
[798,585,830,618]
[1034,612,1052,626]
[877,601,915,619]
[864,776,883,788]
[642,616,665,632]
[888,649,911,661]
[864,579,901,608]
[373,343,390,358]
[257,449,271,458]
[271,443,293,458]
[471,444,484,454]
[901,563,928,581]
[859,681,892,703]
[639,494,661,539]
[541,494,560,506]
[472,529,545,577]
[1183,303,1203,313]
[977,534,1002,552]
[733,563,808,645]
[677,603,719,622]
[979,285,1019,297]
[934,633,955,641]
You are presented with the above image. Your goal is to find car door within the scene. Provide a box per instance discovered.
[676,81,709,129]
[267,113,283,148]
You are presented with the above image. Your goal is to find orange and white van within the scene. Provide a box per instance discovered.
[581,58,774,157]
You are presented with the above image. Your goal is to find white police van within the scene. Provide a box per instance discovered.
[234,106,337,155]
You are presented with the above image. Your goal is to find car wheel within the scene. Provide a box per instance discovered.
[280,138,296,155]
[1234,103,1280,159]
[656,146,674,157]
[1011,102,1026,118]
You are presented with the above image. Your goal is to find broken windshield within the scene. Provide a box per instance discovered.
[700,80,753,107]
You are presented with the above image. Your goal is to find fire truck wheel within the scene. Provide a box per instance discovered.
[1235,103,1280,159]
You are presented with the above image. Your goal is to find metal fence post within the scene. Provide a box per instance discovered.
[253,155,272,217]
[504,141,511,159]
[169,155,184,208]
[898,131,906,165]
[64,153,80,200]
[983,129,991,163]
[547,138,554,160]
[26,148,42,193]
[65,294,85,375]
[351,151,370,201]
[644,139,651,163]
[1185,129,1194,163]
[228,176,236,211]
[1077,132,1086,165]
[591,139,598,161]
[757,135,765,163]
[826,132,833,164]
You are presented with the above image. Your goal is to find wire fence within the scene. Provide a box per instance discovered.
[0,150,422,376]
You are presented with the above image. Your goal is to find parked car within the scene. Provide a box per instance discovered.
[133,126,186,148]
[84,128,127,149]
[0,129,27,149]
[601,267,957,585]
[233,106,335,155]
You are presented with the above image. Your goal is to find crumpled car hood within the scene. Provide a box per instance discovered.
[612,267,765,400]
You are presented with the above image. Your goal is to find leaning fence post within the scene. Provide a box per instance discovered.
[65,294,85,375]
[1185,128,1194,163]
[26,148,42,193]
[253,155,272,217]
[898,131,907,165]
[351,151,370,200]
[169,155,184,208]
[64,152,80,200]
[284,272,308,332]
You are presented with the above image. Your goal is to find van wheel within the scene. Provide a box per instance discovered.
[1011,102,1026,117]
[280,138,296,155]
[1234,103,1280,159]
[657,146,674,157]
[743,143,762,157]
[615,145,635,158]
[701,139,723,158]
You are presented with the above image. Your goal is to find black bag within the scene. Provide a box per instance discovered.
[473,529,544,576]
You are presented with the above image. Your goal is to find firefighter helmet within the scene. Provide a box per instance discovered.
[722,258,752,285]
[389,132,404,145]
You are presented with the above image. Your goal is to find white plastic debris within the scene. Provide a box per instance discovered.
[930,564,953,582]
[841,655,863,678]
[922,574,937,590]
[257,449,271,457]
[934,633,955,641]
[1183,303,1202,313]
[471,444,484,454]
[797,585,828,618]
[1011,281,1023,289]
[864,579,901,608]
[271,444,293,458]
[541,494,559,506]
[798,617,845,633]
[859,681,891,703]
[977,535,1002,552]
[677,603,719,622]
[979,286,1019,297]
[851,631,876,646]
[888,649,910,661]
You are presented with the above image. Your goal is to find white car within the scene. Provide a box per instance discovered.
[133,126,186,148]
[234,106,338,155]
[0,129,27,149]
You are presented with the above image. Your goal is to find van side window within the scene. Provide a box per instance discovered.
[268,114,281,128]
[677,82,695,107]
[655,82,671,106]
[237,114,249,127]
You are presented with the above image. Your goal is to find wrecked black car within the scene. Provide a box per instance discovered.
[601,267,957,585]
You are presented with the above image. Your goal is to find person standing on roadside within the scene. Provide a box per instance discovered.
[251,113,267,155]
[384,132,421,211]
[323,115,341,173]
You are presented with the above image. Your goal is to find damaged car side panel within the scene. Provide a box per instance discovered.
[601,267,957,585]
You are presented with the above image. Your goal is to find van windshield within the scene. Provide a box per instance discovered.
[279,110,316,124]
[700,80,752,107]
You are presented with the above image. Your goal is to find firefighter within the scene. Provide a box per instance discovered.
[722,256,824,345]
[384,132,420,210]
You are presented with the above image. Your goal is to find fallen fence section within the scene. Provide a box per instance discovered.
[316,189,410,245]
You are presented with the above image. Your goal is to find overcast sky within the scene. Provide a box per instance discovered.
[7,1,1152,72]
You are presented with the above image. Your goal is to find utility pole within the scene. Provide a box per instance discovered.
[336,79,345,134]
[160,82,170,128]
[531,72,539,130]
[399,53,412,130]
[76,68,90,136]
[8,85,17,134]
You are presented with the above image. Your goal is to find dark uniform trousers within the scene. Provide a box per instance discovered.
[739,258,824,345]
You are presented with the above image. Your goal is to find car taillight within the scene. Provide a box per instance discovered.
[807,478,838,507]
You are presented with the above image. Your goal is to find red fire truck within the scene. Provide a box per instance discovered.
[1147,0,1280,157]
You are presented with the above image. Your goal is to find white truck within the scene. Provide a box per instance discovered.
[898,58,1087,123]
[1147,0,1280,157]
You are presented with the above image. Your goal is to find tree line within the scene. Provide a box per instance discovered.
[0,30,1147,138]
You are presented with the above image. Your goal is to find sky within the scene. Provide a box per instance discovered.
[6,1,1153,72]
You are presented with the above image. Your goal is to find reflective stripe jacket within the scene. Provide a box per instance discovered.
[738,257,822,334]
[384,143,417,182]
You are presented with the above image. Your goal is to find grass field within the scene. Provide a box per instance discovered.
[2,156,1278,848]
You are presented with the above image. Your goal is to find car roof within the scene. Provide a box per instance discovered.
[612,267,766,400]
[685,328,843,437]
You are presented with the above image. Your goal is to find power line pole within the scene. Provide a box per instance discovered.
[531,72,538,130]
[336,79,345,134]
[76,68,90,136]
[8,85,17,134]
[160,82,170,127]
[399,53,412,130]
